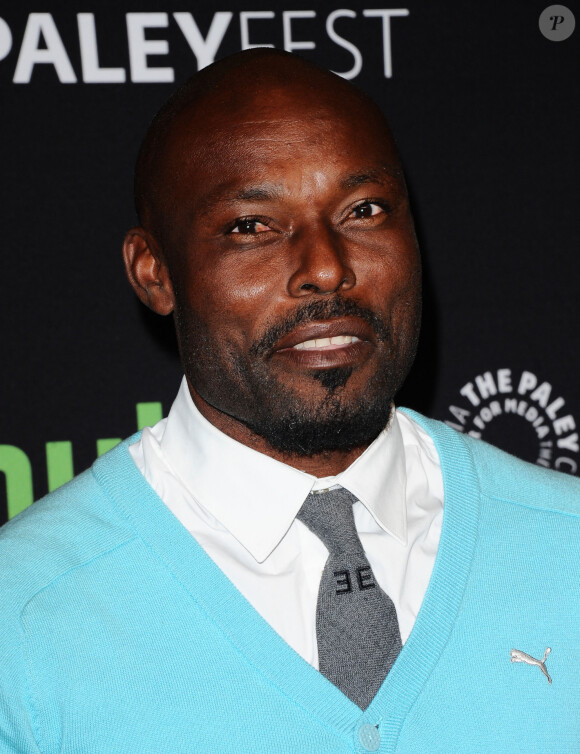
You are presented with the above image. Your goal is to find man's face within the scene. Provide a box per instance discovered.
[162,87,421,456]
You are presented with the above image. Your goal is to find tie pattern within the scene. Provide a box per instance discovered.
[297,487,401,709]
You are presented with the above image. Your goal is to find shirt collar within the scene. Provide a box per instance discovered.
[160,377,407,563]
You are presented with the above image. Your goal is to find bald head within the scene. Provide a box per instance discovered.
[134,49,400,245]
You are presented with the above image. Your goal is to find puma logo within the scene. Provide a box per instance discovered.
[510,647,552,684]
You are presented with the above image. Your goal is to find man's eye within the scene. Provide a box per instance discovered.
[350,201,385,219]
[230,219,270,234]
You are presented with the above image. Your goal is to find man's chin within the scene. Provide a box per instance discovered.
[242,397,393,457]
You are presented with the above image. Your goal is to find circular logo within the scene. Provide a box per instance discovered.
[539,5,575,41]
[445,368,578,475]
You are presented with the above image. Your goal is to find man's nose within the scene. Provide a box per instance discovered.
[287,224,356,297]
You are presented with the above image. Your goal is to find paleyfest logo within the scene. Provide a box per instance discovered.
[0,9,409,84]
[446,368,579,475]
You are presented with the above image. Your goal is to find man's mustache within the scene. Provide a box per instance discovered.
[249,297,391,358]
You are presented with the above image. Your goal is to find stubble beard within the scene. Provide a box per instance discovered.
[175,297,419,457]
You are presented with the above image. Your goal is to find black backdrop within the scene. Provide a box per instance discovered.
[1,1,578,524]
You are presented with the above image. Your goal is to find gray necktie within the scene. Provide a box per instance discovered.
[298,487,402,709]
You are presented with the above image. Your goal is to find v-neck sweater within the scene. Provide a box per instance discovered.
[1,411,579,753]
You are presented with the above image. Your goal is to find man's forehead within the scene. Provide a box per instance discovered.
[182,113,334,148]
[169,95,398,172]
[175,88,356,141]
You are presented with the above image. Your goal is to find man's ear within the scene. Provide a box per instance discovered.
[122,228,175,315]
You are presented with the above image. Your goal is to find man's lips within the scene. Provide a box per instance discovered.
[270,318,375,368]
[273,318,375,352]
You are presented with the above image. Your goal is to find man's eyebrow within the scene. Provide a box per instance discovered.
[340,167,403,190]
[229,186,283,203]
[195,184,283,216]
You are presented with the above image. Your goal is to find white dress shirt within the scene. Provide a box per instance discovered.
[129,378,443,666]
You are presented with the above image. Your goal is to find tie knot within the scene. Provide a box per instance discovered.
[297,487,363,555]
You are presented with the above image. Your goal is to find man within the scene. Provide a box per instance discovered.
[1,49,578,753]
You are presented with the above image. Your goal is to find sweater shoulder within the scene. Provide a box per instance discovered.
[400,408,580,518]
[0,443,137,614]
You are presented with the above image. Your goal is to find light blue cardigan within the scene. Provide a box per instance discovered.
[1,411,579,753]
